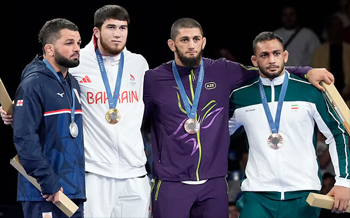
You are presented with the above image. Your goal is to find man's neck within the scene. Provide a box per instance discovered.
[44,56,68,78]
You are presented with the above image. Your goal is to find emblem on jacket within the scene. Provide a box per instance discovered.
[57,92,64,97]
[79,75,91,83]
[205,82,216,90]
[16,100,23,106]
[130,74,136,86]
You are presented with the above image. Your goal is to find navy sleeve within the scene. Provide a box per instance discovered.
[13,75,61,195]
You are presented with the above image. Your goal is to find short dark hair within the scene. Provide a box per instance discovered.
[252,31,284,55]
[38,18,79,54]
[170,18,204,41]
[94,5,130,29]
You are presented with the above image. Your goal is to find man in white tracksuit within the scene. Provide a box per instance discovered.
[229,31,350,218]
[69,5,151,218]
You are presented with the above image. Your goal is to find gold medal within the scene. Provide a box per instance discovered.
[267,133,283,149]
[184,118,200,134]
[105,108,121,124]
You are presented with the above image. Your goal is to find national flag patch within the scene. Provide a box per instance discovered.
[42,212,53,218]
[16,100,23,106]
[291,104,298,110]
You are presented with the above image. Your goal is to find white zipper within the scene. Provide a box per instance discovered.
[271,82,285,200]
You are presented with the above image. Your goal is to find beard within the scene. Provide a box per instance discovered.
[55,50,80,68]
[100,36,125,56]
[175,46,204,68]
[259,63,285,80]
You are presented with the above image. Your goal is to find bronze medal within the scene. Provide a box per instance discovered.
[184,118,200,134]
[106,108,121,124]
[267,133,283,149]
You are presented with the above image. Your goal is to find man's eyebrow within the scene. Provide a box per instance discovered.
[65,38,82,43]
[260,49,281,54]
[179,35,201,39]
[105,24,128,27]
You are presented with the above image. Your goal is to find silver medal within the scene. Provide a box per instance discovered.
[69,122,79,138]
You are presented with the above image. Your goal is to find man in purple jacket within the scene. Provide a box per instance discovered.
[143,17,334,218]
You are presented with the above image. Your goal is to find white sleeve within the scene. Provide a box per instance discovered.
[228,112,241,136]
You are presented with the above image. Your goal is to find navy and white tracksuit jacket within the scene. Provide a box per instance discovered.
[13,55,86,201]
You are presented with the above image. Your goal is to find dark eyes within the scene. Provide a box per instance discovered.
[261,52,281,57]
[107,26,127,30]
[180,38,200,42]
[66,41,81,46]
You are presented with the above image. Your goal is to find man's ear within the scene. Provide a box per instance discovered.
[251,55,258,67]
[93,27,100,39]
[283,50,289,64]
[202,37,207,50]
[168,39,175,52]
[44,44,54,57]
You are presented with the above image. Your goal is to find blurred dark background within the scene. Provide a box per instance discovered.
[1,0,347,217]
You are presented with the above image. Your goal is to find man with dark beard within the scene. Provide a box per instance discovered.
[1,5,151,218]
[229,31,349,218]
[143,18,335,218]
[11,18,85,218]
[67,5,151,218]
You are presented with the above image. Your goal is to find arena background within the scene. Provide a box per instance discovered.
[1,0,340,217]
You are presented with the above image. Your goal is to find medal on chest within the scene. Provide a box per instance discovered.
[43,59,79,138]
[184,118,200,134]
[96,49,124,125]
[172,60,204,134]
[105,108,121,124]
[69,122,79,138]
[267,133,283,149]
[258,72,289,149]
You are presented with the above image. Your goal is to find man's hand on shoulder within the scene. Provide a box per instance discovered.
[306,68,335,92]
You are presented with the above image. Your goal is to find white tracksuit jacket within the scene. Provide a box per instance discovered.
[70,36,149,179]
[229,72,350,199]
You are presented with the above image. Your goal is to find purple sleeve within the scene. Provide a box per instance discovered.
[222,59,259,90]
[285,66,312,80]
[223,57,311,89]
[143,70,154,119]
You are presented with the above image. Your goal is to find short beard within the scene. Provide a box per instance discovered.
[55,51,80,68]
[175,46,204,68]
[259,65,284,80]
[100,36,125,56]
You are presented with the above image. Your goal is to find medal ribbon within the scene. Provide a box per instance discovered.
[43,59,76,123]
[172,60,204,119]
[258,71,289,134]
[96,48,124,110]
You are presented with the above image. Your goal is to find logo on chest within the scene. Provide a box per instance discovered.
[205,82,216,90]
[129,74,136,86]
[245,109,255,112]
